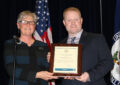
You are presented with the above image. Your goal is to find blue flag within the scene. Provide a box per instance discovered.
[111,0,120,85]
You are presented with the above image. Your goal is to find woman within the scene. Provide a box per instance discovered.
[4,11,57,85]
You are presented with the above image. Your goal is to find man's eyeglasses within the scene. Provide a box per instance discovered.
[18,20,36,25]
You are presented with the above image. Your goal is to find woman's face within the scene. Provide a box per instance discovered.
[17,16,36,37]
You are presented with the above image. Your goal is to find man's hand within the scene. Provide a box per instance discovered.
[47,52,51,62]
[75,72,90,82]
[36,71,58,81]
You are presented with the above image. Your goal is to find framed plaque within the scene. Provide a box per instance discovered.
[49,43,82,77]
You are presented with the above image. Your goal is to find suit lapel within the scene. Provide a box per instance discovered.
[79,31,88,45]
[60,37,68,43]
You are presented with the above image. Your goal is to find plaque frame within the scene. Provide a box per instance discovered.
[49,43,82,76]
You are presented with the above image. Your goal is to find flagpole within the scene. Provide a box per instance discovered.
[100,0,103,33]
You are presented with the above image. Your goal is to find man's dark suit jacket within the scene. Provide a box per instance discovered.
[56,31,113,85]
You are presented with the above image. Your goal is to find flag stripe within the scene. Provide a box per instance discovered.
[47,27,53,43]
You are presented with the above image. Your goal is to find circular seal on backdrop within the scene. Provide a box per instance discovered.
[111,39,120,83]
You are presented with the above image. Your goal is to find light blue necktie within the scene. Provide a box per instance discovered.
[71,37,76,44]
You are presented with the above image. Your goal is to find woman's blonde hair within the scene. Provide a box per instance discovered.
[17,11,38,23]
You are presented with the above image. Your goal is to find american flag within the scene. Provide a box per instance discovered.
[34,0,55,85]
[34,0,53,50]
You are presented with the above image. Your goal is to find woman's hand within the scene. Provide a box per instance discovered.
[36,71,58,81]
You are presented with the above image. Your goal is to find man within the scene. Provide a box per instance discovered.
[56,7,114,85]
